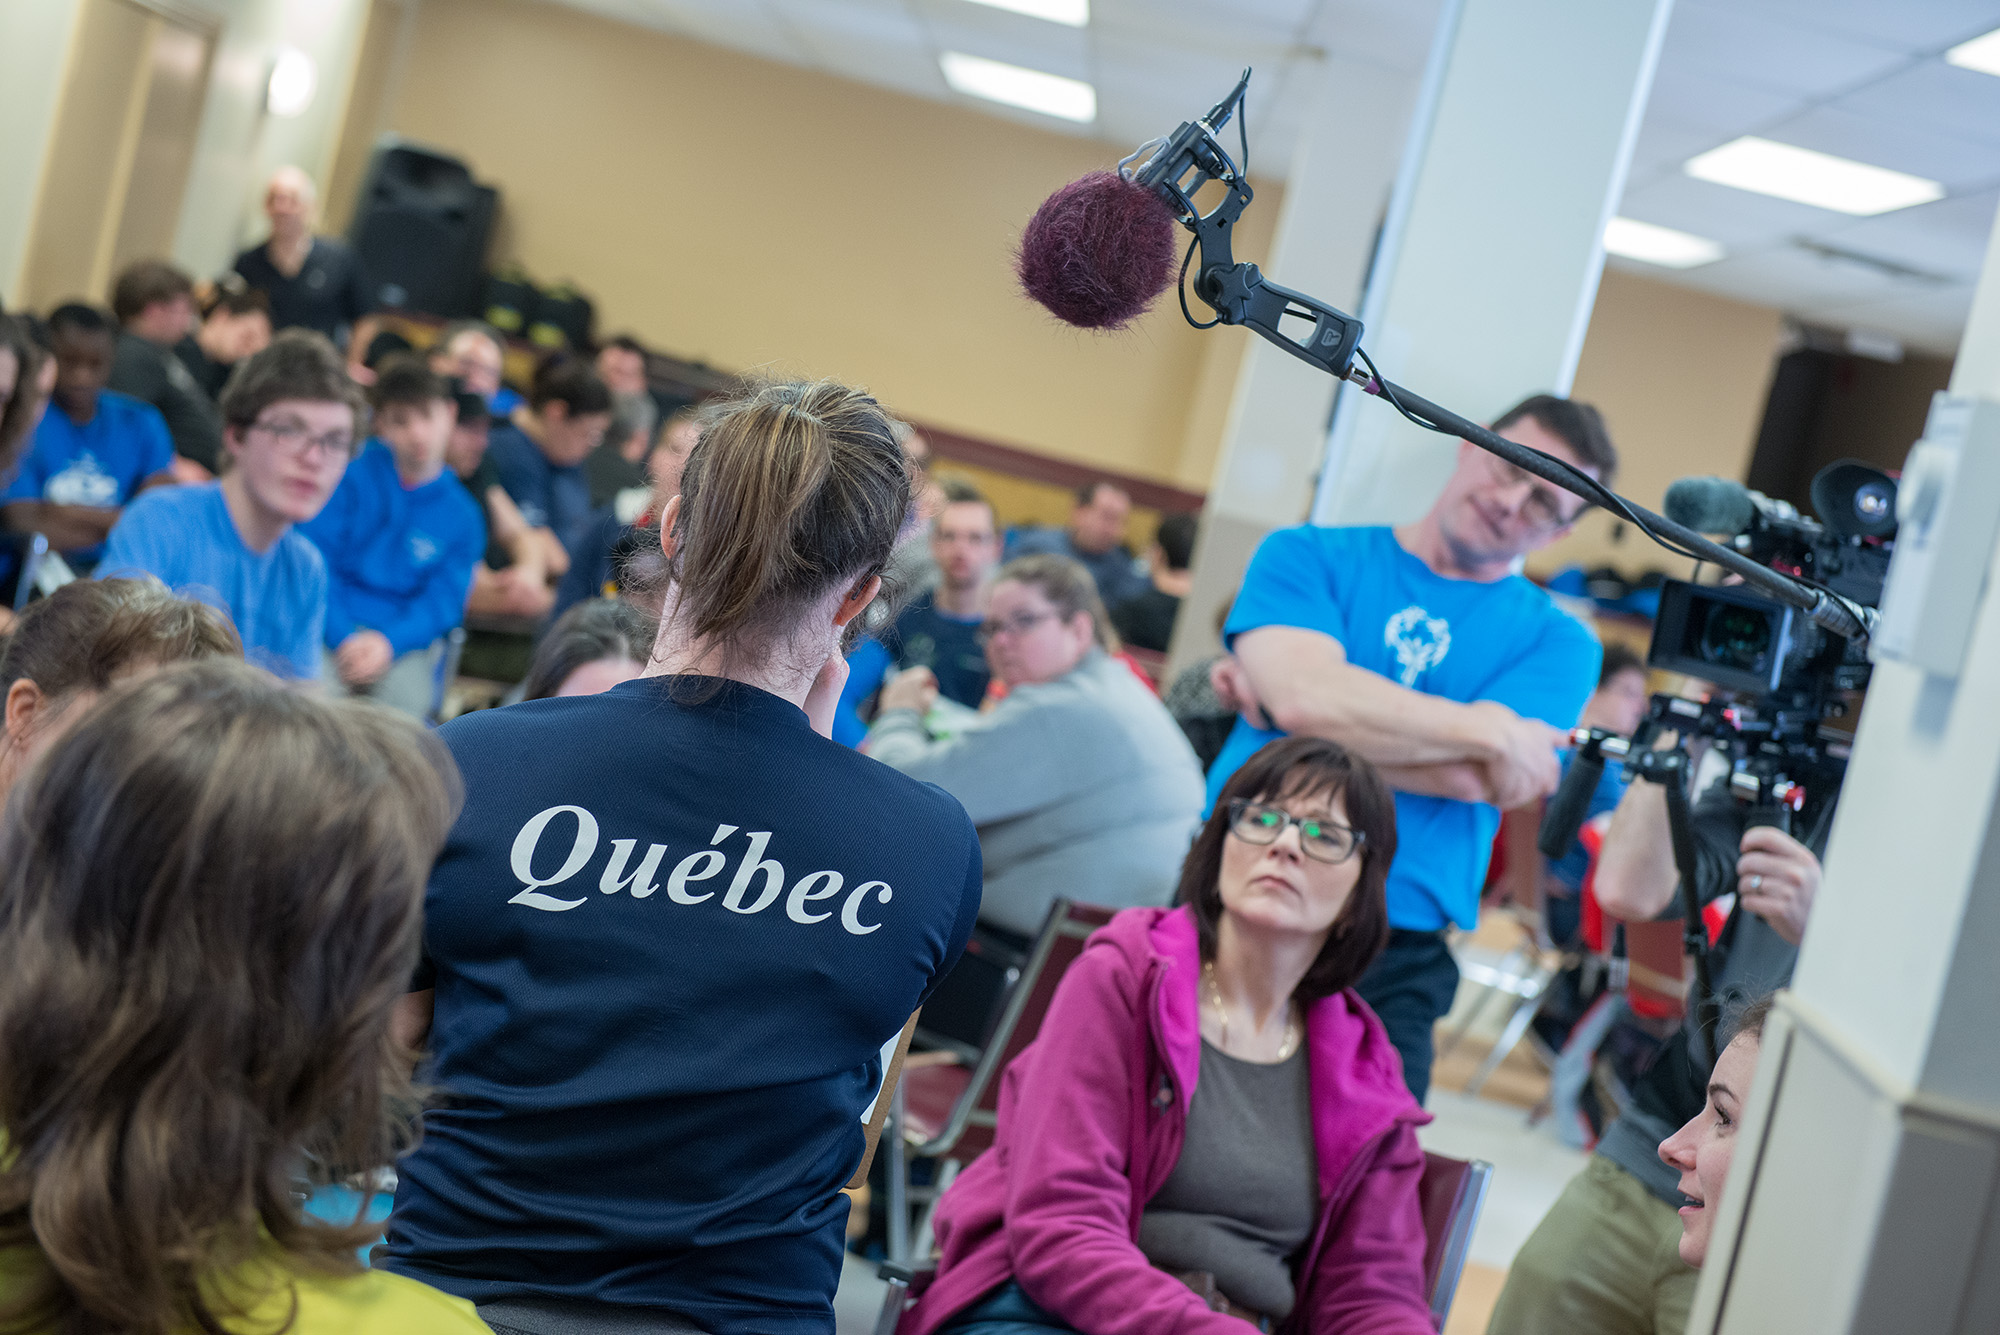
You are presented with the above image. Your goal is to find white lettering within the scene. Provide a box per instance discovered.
[601,839,668,898]
[667,849,725,904]
[785,870,844,925]
[508,805,599,912]
[723,831,786,915]
[710,823,738,843]
[841,880,893,936]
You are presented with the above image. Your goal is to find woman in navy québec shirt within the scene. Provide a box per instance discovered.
[382,381,983,1335]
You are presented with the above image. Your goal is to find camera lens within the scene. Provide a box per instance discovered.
[1700,604,1772,671]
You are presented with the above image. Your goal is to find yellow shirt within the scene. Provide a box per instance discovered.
[3,1248,491,1334]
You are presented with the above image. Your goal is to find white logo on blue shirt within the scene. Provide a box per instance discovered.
[1385,605,1451,686]
[43,452,120,507]
[410,532,439,564]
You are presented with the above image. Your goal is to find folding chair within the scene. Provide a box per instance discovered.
[428,625,469,724]
[874,1150,1494,1333]
[883,898,1114,1264]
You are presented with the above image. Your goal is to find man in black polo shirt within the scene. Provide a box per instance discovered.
[233,166,373,346]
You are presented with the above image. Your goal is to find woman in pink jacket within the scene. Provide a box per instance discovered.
[901,734,1436,1335]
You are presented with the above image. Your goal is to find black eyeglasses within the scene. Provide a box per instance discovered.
[976,609,1058,647]
[1226,799,1365,865]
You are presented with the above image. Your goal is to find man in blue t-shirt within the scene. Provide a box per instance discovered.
[485,355,611,571]
[1208,394,1615,1102]
[2,304,176,572]
[835,481,1001,746]
[101,330,366,680]
[300,357,484,717]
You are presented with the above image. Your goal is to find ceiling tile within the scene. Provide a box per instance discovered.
[1835,60,2000,149]
[1620,172,1838,248]
[1659,2,1914,99]
[1642,62,1805,138]
[1679,0,2000,54]
[1811,188,2000,282]
[1788,286,1975,358]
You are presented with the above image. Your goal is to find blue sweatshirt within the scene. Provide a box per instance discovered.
[297,442,486,656]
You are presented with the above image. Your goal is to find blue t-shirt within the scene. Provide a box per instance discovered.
[297,442,486,656]
[3,390,175,563]
[1207,525,1600,932]
[99,482,328,680]
[486,422,597,562]
[383,676,982,1334]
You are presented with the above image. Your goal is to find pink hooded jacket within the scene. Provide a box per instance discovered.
[900,905,1437,1335]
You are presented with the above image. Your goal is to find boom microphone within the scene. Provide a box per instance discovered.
[1662,477,1756,535]
[1017,173,1180,330]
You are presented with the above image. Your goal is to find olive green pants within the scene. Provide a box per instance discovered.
[1486,1155,1697,1335]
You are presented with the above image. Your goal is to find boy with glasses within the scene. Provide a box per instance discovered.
[101,330,364,681]
[1206,394,1615,1103]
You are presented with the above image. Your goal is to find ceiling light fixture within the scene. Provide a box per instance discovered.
[1684,137,1944,216]
[1945,27,2000,77]
[940,52,1096,122]
[962,0,1089,26]
[1603,217,1725,268]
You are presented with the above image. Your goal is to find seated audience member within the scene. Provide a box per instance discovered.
[449,387,556,623]
[0,312,50,498]
[0,577,240,800]
[429,318,522,416]
[484,354,611,569]
[865,553,1204,937]
[1007,480,1148,607]
[549,406,695,622]
[101,330,365,680]
[381,379,980,1335]
[1161,597,1240,772]
[596,333,658,450]
[1485,754,1825,1335]
[834,479,1001,746]
[299,357,484,717]
[0,659,484,1334]
[904,735,1433,1335]
[884,421,945,596]
[584,391,655,510]
[520,596,652,700]
[175,278,272,402]
[233,166,373,344]
[2,303,175,571]
[107,260,224,475]
[1111,510,1198,653]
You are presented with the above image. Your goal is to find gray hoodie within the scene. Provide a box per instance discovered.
[865,649,1207,936]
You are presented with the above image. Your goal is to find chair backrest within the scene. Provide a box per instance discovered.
[918,898,1115,1162]
[1417,1151,1493,1328]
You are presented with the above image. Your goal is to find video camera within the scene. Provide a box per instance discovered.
[1535,460,1895,1063]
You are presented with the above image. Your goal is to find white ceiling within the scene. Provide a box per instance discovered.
[543,0,2000,358]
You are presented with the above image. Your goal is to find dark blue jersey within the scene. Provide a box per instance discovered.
[383,676,981,1333]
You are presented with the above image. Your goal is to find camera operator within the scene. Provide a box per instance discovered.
[1486,758,1827,1335]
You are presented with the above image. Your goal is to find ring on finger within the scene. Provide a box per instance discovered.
[1748,874,1764,892]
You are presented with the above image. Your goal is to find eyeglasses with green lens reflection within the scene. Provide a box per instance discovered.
[1226,798,1365,865]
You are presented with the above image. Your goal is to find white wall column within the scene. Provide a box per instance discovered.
[1688,203,2000,1334]
[0,1,85,300]
[1167,49,1425,675]
[1313,0,1673,527]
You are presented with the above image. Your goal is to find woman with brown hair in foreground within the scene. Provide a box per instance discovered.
[0,660,484,1334]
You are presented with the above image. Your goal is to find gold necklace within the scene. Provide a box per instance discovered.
[1203,961,1301,1061]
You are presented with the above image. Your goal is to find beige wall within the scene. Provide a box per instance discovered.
[1530,267,1787,579]
[363,0,1276,491]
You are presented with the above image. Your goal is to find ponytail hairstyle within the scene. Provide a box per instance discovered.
[664,379,914,680]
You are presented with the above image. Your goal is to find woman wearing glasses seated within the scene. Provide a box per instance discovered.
[865,552,1205,941]
[898,735,1436,1335]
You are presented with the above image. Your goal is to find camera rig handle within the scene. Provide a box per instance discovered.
[1630,747,1720,1070]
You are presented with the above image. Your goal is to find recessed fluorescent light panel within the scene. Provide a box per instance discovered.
[941,52,1096,123]
[1945,27,2000,77]
[1684,137,1944,216]
[1603,217,1724,268]
[962,0,1089,26]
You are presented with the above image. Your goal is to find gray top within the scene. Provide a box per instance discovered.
[864,649,1205,936]
[1138,1041,1319,1318]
